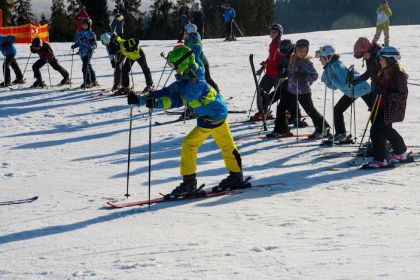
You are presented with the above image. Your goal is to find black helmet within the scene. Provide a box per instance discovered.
[31,37,42,48]
[82,18,92,30]
[270,23,283,36]
[113,8,120,16]
[78,5,85,11]
[295,39,310,49]
[279,39,294,55]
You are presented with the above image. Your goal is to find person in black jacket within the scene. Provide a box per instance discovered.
[110,9,124,36]
[190,3,205,38]
[30,38,70,88]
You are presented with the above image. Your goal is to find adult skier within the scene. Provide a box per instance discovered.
[0,34,24,87]
[190,3,205,38]
[29,38,71,88]
[222,3,236,41]
[108,34,154,93]
[127,45,248,198]
[372,0,392,46]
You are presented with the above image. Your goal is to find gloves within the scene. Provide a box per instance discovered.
[30,46,37,54]
[146,98,158,109]
[127,92,140,105]
[71,45,77,50]
[294,71,305,80]
[256,67,264,76]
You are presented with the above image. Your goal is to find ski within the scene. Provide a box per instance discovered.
[106,180,286,209]
[320,150,419,159]
[154,117,195,126]
[0,196,38,206]
[165,109,247,115]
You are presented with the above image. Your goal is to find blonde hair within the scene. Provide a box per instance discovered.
[290,46,311,67]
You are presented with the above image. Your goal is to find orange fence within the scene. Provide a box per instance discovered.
[0,24,49,43]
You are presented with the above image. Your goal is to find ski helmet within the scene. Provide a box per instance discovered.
[379,46,401,65]
[78,5,85,11]
[81,18,92,30]
[318,45,336,58]
[353,37,372,59]
[31,37,43,48]
[100,33,111,46]
[269,24,283,36]
[184,23,198,35]
[113,8,120,16]
[167,45,195,73]
[279,39,294,56]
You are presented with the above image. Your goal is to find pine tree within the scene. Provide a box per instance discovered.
[13,0,34,25]
[147,0,176,39]
[113,0,144,38]
[50,0,71,41]
[200,0,224,38]
[80,0,109,36]
[0,0,13,25]
[66,0,79,34]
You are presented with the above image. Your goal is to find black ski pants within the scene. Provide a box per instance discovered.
[82,56,96,85]
[370,109,407,161]
[3,54,23,84]
[33,59,69,81]
[274,90,329,133]
[267,79,302,119]
[204,63,220,92]
[225,21,235,40]
[334,94,372,134]
[122,49,153,88]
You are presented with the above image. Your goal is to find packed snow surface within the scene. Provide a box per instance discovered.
[1,26,420,279]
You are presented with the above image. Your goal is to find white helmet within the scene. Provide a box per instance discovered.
[100,32,111,46]
[319,45,336,57]
[184,23,198,34]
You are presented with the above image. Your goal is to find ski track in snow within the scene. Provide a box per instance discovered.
[1,26,420,279]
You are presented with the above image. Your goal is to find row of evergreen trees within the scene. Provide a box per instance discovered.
[0,0,275,41]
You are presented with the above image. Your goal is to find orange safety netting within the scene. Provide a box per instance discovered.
[0,24,49,43]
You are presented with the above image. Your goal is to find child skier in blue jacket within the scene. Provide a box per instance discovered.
[319,45,371,143]
[0,34,24,87]
[71,18,98,88]
[127,45,248,199]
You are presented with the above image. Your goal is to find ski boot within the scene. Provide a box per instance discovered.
[0,81,12,88]
[143,84,155,93]
[12,78,25,85]
[322,132,353,146]
[212,172,250,193]
[111,83,121,92]
[115,87,130,95]
[361,159,394,169]
[308,127,330,139]
[90,81,100,87]
[265,130,292,139]
[164,174,198,200]
[290,118,309,128]
[389,151,414,164]
[31,80,46,88]
[59,78,71,86]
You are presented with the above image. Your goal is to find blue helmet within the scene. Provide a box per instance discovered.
[379,46,401,64]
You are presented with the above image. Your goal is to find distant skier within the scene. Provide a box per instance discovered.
[267,39,330,139]
[108,34,154,93]
[0,34,24,87]
[362,46,413,169]
[318,45,371,144]
[71,18,99,89]
[372,0,392,46]
[177,5,191,43]
[76,5,91,33]
[222,3,236,41]
[251,24,283,121]
[190,3,205,38]
[110,8,124,36]
[127,45,249,198]
[29,38,71,88]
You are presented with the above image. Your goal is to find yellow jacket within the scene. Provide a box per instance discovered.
[116,37,141,60]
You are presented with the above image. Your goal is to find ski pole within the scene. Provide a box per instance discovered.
[261,78,282,134]
[321,84,328,145]
[129,59,135,90]
[148,107,153,209]
[18,53,32,89]
[356,94,380,153]
[125,105,134,198]
[2,54,6,88]
[69,49,74,88]
[47,62,52,87]
[247,68,263,119]
[233,20,245,37]
[156,52,168,89]
[331,89,335,146]
[296,80,299,142]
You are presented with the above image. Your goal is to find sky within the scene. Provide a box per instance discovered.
[32,0,153,18]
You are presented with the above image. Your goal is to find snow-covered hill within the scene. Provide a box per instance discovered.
[1,26,420,279]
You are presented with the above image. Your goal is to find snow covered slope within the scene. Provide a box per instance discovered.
[1,26,420,279]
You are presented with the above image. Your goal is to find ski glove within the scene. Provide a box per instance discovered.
[127,92,140,106]
[145,98,159,109]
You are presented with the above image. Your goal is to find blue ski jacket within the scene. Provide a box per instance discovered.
[0,35,17,56]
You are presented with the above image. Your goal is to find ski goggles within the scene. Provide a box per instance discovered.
[167,50,194,70]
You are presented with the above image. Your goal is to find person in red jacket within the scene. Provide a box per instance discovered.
[251,24,283,121]
[30,38,70,88]
[77,5,91,32]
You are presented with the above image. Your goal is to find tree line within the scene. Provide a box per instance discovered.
[0,0,275,41]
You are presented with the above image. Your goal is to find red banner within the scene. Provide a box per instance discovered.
[0,24,49,43]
